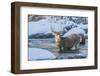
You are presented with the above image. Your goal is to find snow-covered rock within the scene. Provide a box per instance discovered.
[63,27,85,37]
[28,48,56,60]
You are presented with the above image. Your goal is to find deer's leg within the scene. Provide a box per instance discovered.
[58,45,63,53]
[71,45,76,50]
[71,40,79,50]
[80,34,85,45]
[75,40,80,50]
[75,43,80,50]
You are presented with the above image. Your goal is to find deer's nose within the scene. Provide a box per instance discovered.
[57,38,61,41]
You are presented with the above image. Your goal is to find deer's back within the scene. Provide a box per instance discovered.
[62,34,80,49]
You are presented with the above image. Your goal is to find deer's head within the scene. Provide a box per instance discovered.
[50,25,64,44]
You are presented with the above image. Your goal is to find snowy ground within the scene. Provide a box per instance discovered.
[28,38,88,60]
[28,48,56,61]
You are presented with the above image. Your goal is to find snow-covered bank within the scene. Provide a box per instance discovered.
[28,48,56,61]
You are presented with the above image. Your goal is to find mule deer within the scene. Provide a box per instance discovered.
[63,27,86,44]
[50,26,81,53]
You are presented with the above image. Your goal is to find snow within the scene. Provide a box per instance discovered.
[28,16,87,37]
[66,20,75,25]
[29,19,51,35]
[28,48,56,60]
[29,19,66,35]
[77,23,88,29]
[63,27,85,37]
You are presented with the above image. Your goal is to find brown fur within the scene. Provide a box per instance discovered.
[61,34,80,53]
[52,33,81,53]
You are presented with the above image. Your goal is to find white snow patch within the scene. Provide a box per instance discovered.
[77,24,88,29]
[28,19,51,35]
[28,48,56,60]
[63,27,85,37]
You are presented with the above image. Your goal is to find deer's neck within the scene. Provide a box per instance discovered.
[55,36,62,46]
